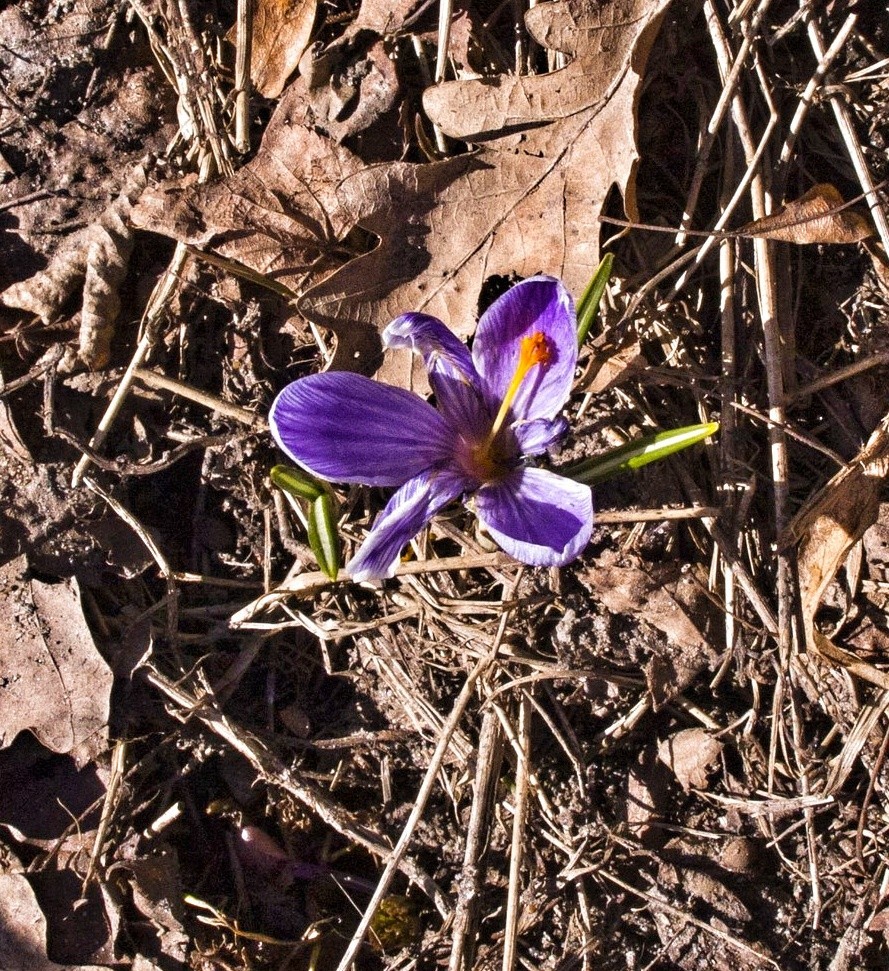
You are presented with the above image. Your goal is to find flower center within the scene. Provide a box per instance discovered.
[459,331,552,482]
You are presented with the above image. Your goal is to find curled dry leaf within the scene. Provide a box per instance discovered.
[76,173,145,370]
[739,183,873,245]
[3,169,146,370]
[784,413,889,688]
[108,851,190,965]
[0,556,112,754]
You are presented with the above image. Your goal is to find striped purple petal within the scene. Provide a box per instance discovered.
[512,416,569,456]
[472,276,577,424]
[347,465,472,582]
[475,467,592,566]
[384,312,489,437]
[270,372,455,486]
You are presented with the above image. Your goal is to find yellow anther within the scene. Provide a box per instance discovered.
[485,332,551,447]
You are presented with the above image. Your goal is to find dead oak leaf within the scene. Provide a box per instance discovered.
[130,121,367,335]
[301,0,671,388]
[132,0,669,386]
[0,557,112,755]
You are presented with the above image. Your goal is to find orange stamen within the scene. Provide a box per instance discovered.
[485,332,551,447]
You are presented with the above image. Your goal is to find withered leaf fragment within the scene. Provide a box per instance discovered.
[740,183,872,245]
[244,0,318,98]
[785,413,889,688]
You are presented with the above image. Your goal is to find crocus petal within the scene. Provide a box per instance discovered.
[512,416,569,456]
[475,467,592,567]
[270,373,454,486]
[473,276,577,423]
[384,312,488,434]
[347,465,472,582]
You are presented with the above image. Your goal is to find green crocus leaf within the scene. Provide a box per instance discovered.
[270,464,325,501]
[307,492,340,580]
[576,253,614,348]
[566,422,719,485]
[271,464,340,579]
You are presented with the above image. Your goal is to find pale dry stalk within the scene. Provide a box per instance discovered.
[448,710,505,970]
[801,7,889,254]
[703,0,795,673]
[676,0,773,245]
[502,689,533,971]
[774,13,858,190]
[234,0,252,153]
[333,577,520,971]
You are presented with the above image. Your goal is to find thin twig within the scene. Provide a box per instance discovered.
[133,367,265,428]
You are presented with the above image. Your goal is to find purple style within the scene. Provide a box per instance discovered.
[269,276,594,581]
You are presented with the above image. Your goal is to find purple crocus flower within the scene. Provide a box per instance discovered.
[269,276,593,582]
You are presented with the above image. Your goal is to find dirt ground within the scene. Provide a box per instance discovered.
[2,0,889,968]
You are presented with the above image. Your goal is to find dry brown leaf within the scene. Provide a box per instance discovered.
[786,413,889,687]
[76,174,145,369]
[581,339,643,393]
[244,0,318,99]
[626,747,671,842]
[3,169,146,370]
[108,851,190,965]
[863,238,889,297]
[295,36,400,142]
[740,183,873,245]
[130,119,365,306]
[352,0,425,33]
[2,226,94,324]
[303,0,671,387]
[0,556,112,754]
[0,873,108,971]
[658,728,723,792]
[658,843,752,924]
[133,0,669,386]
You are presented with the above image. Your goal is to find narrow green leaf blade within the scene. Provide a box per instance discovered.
[307,492,340,580]
[566,422,719,485]
[576,253,614,348]
[270,464,325,501]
